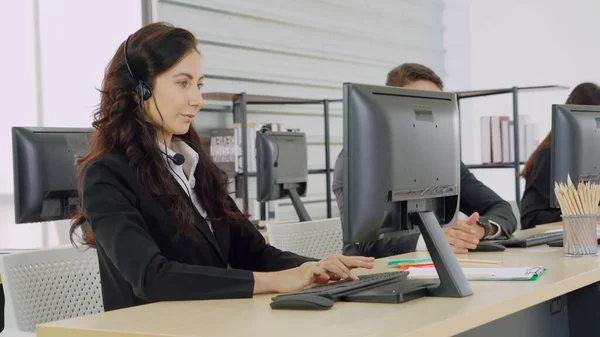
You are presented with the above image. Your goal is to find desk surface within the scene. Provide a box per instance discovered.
[37,223,600,337]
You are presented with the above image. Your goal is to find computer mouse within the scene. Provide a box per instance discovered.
[468,241,506,252]
[270,294,335,310]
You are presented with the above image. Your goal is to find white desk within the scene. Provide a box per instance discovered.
[35,223,600,337]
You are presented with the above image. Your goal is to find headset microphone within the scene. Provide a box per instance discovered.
[170,153,185,165]
[157,149,186,165]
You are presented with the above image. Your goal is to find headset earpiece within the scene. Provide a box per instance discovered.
[125,35,152,102]
[137,81,152,101]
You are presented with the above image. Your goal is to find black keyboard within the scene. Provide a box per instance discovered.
[341,278,440,304]
[271,271,409,301]
[547,236,600,247]
[494,231,564,248]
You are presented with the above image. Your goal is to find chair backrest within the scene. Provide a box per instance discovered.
[509,200,522,231]
[266,218,343,259]
[0,245,103,332]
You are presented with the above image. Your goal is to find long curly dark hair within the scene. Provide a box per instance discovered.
[70,22,248,246]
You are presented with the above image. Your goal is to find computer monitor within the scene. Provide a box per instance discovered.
[255,130,311,221]
[550,104,600,208]
[342,83,471,298]
[12,127,91,223]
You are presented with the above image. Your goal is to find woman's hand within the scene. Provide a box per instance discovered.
[253,255,375,294]
[306,254,376,283]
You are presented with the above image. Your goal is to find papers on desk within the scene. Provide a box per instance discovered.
[405,266,546,281]
[387,258,546,281]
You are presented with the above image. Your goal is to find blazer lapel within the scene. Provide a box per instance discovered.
[172,182,226,264]
[191,211,227,264]
[211,218,230,262]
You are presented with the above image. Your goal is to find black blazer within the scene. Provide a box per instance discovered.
[519,146,561,229]
[332,150,518,257]
[80,153,314,311]
[457,161,518,235]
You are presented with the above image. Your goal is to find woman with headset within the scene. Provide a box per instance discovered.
[70,22,374,311]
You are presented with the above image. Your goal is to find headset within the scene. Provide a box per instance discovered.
[124,35,190,195]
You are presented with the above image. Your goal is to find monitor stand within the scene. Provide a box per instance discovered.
[285,183,311,222]
[341,211,472,304]
[413,211,472,297]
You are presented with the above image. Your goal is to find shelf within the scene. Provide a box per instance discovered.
[210,85,568,214]
[466,162,525,169]
[203,92,341,105]
[456,84,568,203]
[206,91,337,219]
[236,168,334,178]
[455,85,568,99]
[307,169,334,175]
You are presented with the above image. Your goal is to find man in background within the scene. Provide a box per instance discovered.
[333,63,517,258]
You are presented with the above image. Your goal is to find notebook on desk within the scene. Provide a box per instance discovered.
[405,266,546,281]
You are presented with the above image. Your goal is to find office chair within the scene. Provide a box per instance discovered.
[266,217,343,259]
[0,245,103,335]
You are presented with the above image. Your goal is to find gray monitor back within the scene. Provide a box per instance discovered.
[343,83,460,243]
[256,131,308,201]
[550,104,600,208]
[12,127,91,223]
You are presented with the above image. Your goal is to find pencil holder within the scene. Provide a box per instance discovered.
[562,214,597,257]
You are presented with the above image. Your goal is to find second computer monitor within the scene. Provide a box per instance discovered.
[12,127,91,223]
[342,83,470,299]
[551,104,600,208]
[255,130,310,221]
[342,83,460,244]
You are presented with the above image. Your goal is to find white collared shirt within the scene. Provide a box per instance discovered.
[159,140,213,233]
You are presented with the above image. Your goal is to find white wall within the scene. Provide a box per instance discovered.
[38,0,142,128]
[5,0,600,248]
[442,0,470,93]
[0,0,37,195]
[446,0,600,203]
[442,0,472,156]
[156,0,447,222]
[0,0,141,249]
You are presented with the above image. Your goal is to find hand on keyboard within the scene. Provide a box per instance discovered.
[272,271,409,301]
[263,255,375,293]
[304,254,376,283]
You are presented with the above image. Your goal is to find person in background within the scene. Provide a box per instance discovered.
[333,63,518,258]
[520,82,600,229]
[70,22,374,311]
